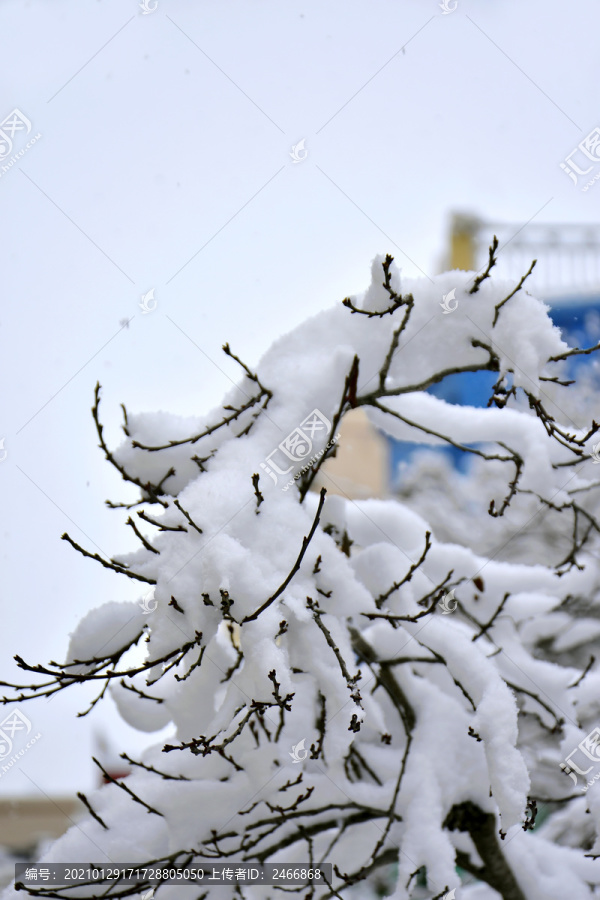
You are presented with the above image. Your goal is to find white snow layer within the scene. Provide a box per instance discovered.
[6,256,600,900]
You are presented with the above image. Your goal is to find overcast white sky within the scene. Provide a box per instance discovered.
[1,0,598,801]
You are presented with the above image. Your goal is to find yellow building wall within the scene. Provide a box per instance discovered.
[313,408,390,499]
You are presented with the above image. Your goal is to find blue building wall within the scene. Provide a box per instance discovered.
[388,297,600,479]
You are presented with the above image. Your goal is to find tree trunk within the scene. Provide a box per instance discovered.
[444,802,526,900]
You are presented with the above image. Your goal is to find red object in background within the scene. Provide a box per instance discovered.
[93,729,131,786]
[100,769,130,784]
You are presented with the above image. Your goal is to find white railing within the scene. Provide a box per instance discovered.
[473,220,600,300]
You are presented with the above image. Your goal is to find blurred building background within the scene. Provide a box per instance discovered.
[0,734,129,890]
[400,212,600,474]
[320,212,600,489]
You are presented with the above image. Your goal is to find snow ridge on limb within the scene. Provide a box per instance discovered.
[4,247,600,900]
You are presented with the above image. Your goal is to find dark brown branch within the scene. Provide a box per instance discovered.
[137,509,187,532]
[426,649,476,711]
[222,342,270,389]
[444,801,526,900]
[555,504,599,575]
[131,346,272,452]
[365,400,521,507]
[342,255,413,318]
[168,595,185,614]
[162,693,290,770]
[357,335,500,403]
[469,236,499,294]
[308,598,362,715]
[0,633,203,711]
[126,516,159,554]
[92,757,164,817]
[242,487,327,623]
[525,392,599,452]
[377,655,442,665]
[569,655,595,688]
[220,625,244,683]
[518,490,600,573]
[251,473,264,512]
[569,480,600,495]
[92,382,172,507]
[506,681,564,732]
[472,593,510,642]
[76,792,108,830]
[120,402,130,436]
[549,341,600,362]
[347,745,383,785]
[117,679,164,703]
[333,643,412,881]
[374,531,432,608]
[175,644,206,681]
[298,358,358,500]
[539,375,575,386]
[363,571,461,624]
[61,532,156,584]
[310,691,327,763]
[349,626,415,732]
[343,354,360,408]
[250,809,392,865]
[488,444,523,517]
[377,304,415,392]
[173,498,203,534]
[492,259,536,326]
[119,752,190,781]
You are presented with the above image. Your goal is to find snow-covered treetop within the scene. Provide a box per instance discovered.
[4,246,600,900]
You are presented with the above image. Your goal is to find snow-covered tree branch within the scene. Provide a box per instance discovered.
[4,249,600,900]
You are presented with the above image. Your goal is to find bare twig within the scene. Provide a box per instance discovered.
[374,531,432,608]
[492,259,536,326]
[61,532,156,584]
[568,655,595,688]
[131,346,272,451]
[472,593,511,641]
[126,516,159,554]
[173,498,203,534]
[242,488,327,623]
[469,236,499,294]
[92,382,173,507]
[76,792,108,830]
[92,757,164,817]
[342,255,413,318]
